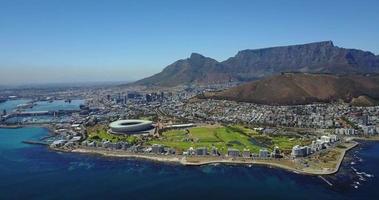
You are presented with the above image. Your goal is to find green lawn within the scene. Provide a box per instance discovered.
[138,116,155,121]
[271,136,310,151]
[148,125,308,154]
[87,125,138,144]
[87,124,308,155]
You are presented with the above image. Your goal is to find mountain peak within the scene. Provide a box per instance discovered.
[189,53,205,60]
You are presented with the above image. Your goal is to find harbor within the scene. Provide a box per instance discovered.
[0,99,85,125]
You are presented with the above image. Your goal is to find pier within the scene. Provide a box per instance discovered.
[22,140,49,146]
[318,176,333,186]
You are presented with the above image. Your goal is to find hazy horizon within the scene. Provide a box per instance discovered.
[1,0,379,85]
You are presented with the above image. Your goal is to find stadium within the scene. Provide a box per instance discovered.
[109,119,154,134]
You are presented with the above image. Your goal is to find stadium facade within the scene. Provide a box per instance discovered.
[109,119,153,134]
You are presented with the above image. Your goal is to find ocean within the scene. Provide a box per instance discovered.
[0,127,378,200]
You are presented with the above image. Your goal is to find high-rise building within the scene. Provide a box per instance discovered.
[146,94,153,102]
[152,144,164,154]
[211,147,219,156]
[228,148,240,157]
[242,149,251,158]
[195,147,207,156]
[271,146,281,158]
[259,149,269,158]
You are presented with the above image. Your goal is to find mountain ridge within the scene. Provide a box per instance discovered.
[134,41,379,87]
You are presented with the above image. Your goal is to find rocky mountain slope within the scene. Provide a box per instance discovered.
[199,73,379,105]
[135,41,379,87]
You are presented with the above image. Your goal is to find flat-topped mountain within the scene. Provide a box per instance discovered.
[199,73,379,106]
[134,41,379,87]
[223,41,379,79]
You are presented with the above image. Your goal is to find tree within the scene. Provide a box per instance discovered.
[91,135,101,140]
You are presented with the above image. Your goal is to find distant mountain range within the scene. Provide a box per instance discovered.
[134,41,379,86]
[199,73,379,106]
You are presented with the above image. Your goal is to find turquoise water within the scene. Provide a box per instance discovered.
[0,127,378,200]
[27,100,84,111]
[0,99,31,112]
[4,115,73,124]
[0,127,46,149]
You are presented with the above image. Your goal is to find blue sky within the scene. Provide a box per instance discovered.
[0,0,379,85]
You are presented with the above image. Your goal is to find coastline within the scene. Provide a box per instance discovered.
[352,136,379,141]
[66,141,359,176]
[0,125,373,176]
[0,125,24,129]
